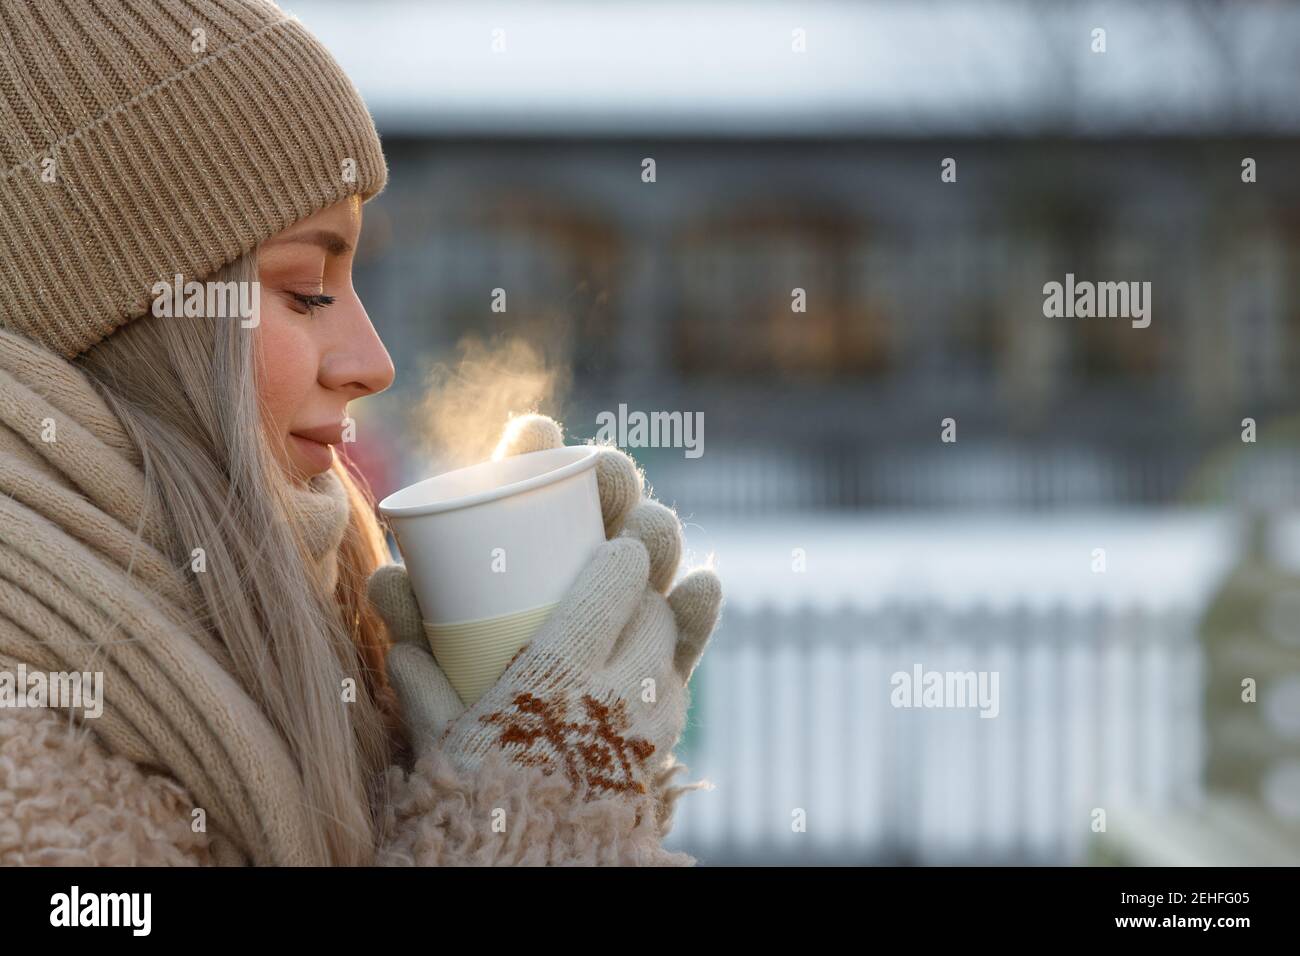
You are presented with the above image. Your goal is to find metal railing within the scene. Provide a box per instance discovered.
[648,446,1300,513]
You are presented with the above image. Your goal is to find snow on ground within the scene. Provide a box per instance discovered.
[678,508,1274,614]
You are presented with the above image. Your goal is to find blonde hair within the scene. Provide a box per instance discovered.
[76,253,396,866]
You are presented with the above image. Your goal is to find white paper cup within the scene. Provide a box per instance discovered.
[378,445,604,706]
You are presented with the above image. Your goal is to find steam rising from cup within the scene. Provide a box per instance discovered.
[411,336,571,471]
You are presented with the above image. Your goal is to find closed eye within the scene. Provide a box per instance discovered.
[289,292,336,315]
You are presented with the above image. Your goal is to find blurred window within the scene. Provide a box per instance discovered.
[672,204,889,381]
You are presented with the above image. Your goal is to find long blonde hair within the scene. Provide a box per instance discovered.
[76,253,397,866]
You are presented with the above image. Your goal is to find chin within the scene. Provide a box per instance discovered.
[293,458,335,480]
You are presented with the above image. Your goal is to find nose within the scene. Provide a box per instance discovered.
[319,295,395,398]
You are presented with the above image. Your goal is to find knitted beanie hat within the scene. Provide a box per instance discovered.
[0,0,387,358]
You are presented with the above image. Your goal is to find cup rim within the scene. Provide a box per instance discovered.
[378,444,601,518]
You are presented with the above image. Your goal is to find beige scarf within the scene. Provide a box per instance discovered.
[0,326,350,866]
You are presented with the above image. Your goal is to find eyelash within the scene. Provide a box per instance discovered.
[289,292,335,315]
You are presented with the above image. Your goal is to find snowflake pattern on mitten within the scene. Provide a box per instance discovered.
[479,690,657,798]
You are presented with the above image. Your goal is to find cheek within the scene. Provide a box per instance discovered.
[254,310,319,430]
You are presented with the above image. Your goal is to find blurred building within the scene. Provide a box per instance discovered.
[286,0,1300,511]
[355,137,1300,512]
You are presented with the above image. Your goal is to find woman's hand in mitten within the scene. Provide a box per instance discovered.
[436,524,721,827]
[368,413,643,745]
[367,414,722,823]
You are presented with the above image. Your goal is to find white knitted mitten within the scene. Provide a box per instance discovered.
[369,415,722,821]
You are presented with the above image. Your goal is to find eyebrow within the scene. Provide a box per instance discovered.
[261,229,353,256]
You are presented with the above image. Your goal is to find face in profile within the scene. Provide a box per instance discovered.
[253,196,395,481]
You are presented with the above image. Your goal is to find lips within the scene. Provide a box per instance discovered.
[290,423,345,446]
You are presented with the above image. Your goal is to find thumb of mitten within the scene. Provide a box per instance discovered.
[367,563,425,647]
[367,563,467,749]
[386,643,466,752]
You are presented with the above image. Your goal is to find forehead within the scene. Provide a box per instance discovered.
[274,197,361,241]
[261,198,362,258]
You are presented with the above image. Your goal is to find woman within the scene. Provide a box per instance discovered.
[0,0,720,866]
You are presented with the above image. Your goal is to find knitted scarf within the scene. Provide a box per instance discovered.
[0,326,350,866]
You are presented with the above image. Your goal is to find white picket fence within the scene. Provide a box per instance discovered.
[664,602,1204,865]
